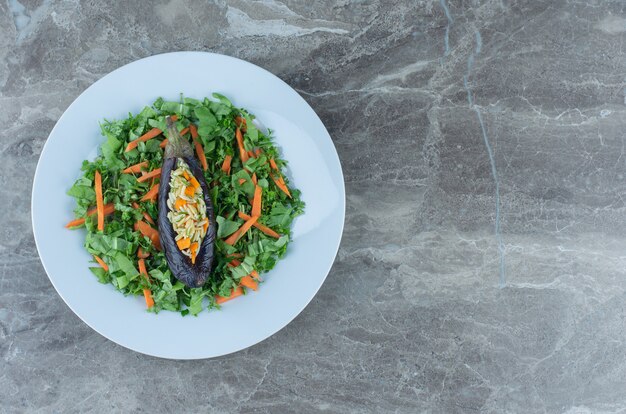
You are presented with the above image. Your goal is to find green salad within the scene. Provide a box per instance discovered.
[66,93,304,315]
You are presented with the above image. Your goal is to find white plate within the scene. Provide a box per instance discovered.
[31,52,345,359]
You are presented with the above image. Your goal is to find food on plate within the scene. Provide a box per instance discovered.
[65,94,304,315]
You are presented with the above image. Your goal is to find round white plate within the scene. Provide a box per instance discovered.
[32,52,345,359]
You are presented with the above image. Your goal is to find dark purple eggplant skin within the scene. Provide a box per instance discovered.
[158,119,216,288]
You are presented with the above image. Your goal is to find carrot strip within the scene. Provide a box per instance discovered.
[238,178,246,185]
[234,116,247,131]
[143,289,154,308]
[237,211,280,238]
[252,185,262,217]
[135,220,161,251]
[140,183,159,202]
[179,127,189,136]
[122,161,149,174]
[221,155,232,174]
[124,115,178,152]
[160,139,168,148]
[93,255,108,271]
[138,259,154,308]
[239,275,258,291]
[248,150,255,159]
[255,148,262,158]
[216,287,243,304]
[137,168,161,183]
[131,202,155,225]
[269,159,279,170]
[189,124,208,171]
[224,216,258,246]
[251,173,257,186]
[94,171,104,232]
[125,128,161,152]
[270,172,292,198]
[137,246,150,259]
[65,203,114,228]
[236,128,249,163]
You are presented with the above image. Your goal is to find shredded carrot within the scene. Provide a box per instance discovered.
[248,150,255,159]
[270,172,292,198]
[238,178,246,185]
[236,128,249,163]
[137,168,161,183]
[255,148,262,158]
[93,255,108,271]
[179,127,189,136]
[237,211,280,238]
[239,275,258,291]
[137,246,150,259]
[221,155,232,174]
[227,253,244,259]
[135,220,161,251]
[131,202,155,225]
[94,171,104,231]
[189,124,208,171]
[65,203,115,228]
[140,183,159,202]
[125,115,178,152]
[143,289,155,308]
[138,259,154,308]
[251,185,262,217]
[160,139,168,148]
[125,128,161,152]
[251,173,257,186]
[170,115,178,121]
[224,216,258,245]
[269,159,279,170]
[216,287,243,304]
[234,116,247,131]
[122,161,148,174]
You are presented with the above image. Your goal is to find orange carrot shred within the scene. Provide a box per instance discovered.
[251,173,257,186]
[252,185,262,217]
[179,127,189,136]
[137,247,150,259]
[94,171,104,232]
[224,216,258,246]
[93,255,108,271]
[132,202,155,225]
[125,128,161,152]
[238,178,246,185]
[160,139,168,148]
[239,275,258,291]
[189,124,208,171]
[236,128,249,163]
[140,184,159,202]
[143,289,154,308]
[270,172,292,198]
[122,161,149,174]
[135,220,161,250]
[137,168,161,183]
[65,203,115,228]
[216,287,243,304]
[237,211,280,238]
[221,155,232,174]
[234,116,247,131]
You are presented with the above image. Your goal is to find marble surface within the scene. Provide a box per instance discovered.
[2,0,626,412]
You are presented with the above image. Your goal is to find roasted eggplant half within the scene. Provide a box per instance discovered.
[158,117,216,287]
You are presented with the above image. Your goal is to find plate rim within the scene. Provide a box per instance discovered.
[31,51,345,359]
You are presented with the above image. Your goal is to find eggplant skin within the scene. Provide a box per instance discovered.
[158,156,216,288]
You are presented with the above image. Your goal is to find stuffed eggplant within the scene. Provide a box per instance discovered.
[158,116,216,287]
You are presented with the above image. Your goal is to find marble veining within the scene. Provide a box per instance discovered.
[2,0,626,413]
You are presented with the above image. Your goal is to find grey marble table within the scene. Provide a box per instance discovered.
[2,1,626,413]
